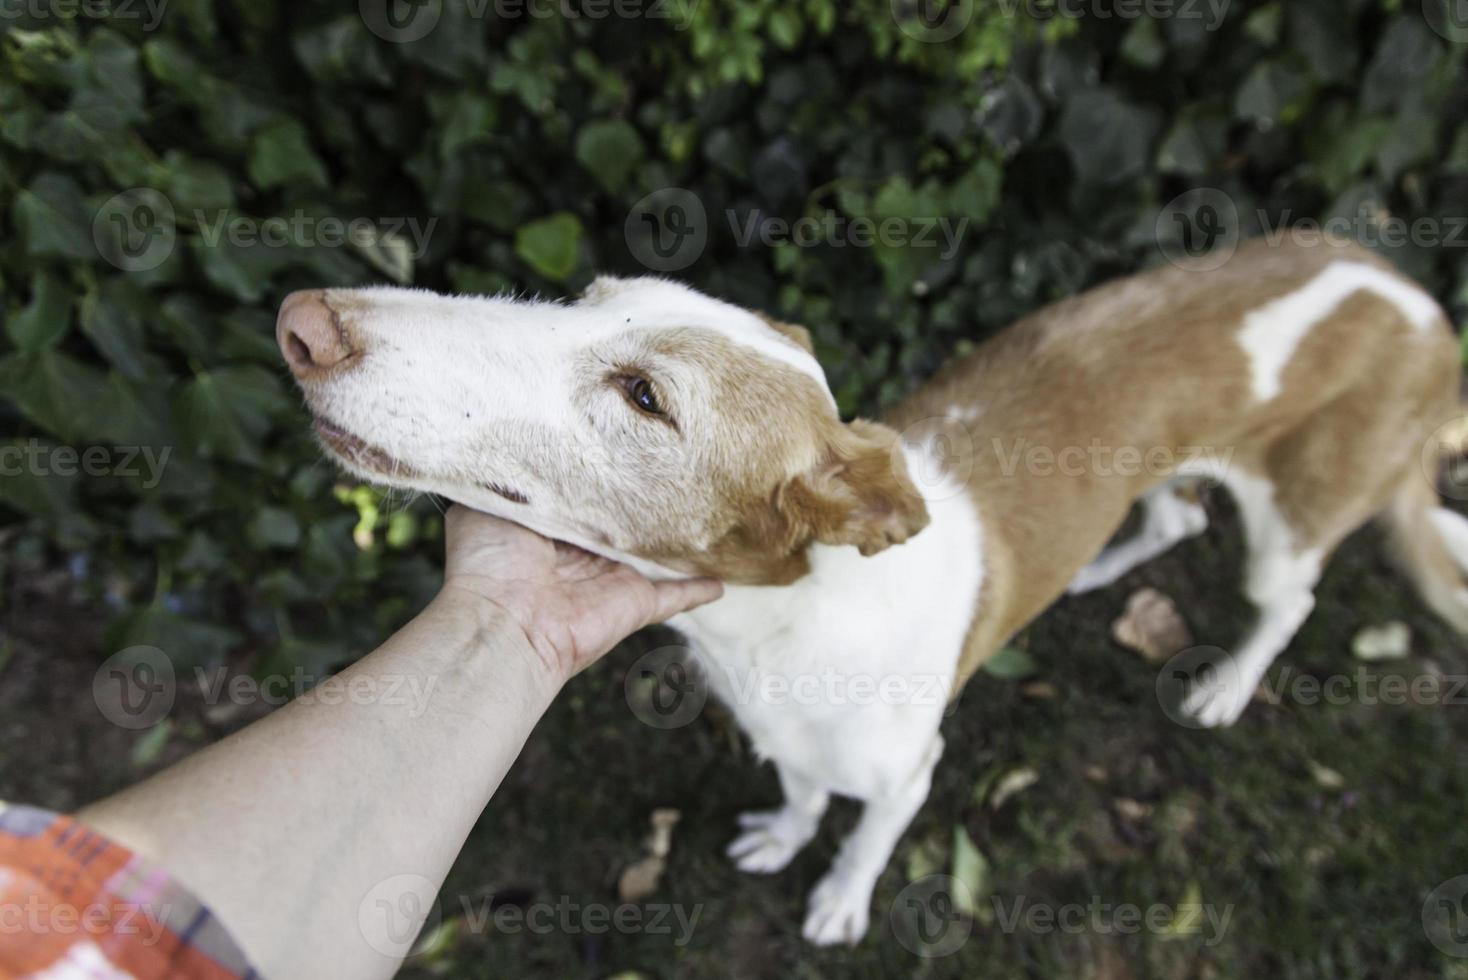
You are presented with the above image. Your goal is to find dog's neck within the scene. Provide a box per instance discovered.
[667,441,986,666]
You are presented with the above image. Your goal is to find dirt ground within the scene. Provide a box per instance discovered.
[4,491,1468,979]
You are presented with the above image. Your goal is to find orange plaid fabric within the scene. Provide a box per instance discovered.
[0,803,257,979]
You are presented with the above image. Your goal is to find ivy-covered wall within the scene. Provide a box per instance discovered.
[1,0,1464,670]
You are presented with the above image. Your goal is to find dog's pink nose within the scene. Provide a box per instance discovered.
[277,290,353,377]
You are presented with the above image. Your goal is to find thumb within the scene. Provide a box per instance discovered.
[645,577,724,625]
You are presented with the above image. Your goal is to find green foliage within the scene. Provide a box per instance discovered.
[0,0,1465,673]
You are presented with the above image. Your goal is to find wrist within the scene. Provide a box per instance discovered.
[430,585,570,694]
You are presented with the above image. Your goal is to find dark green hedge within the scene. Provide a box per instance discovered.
[1,0,1464,669]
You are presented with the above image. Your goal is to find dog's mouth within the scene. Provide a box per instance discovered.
[313,417,417,479]
[312,417,530,506]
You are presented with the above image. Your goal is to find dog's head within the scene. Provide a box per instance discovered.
[276,276,929,584]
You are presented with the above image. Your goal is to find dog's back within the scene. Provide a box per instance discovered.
[888,238,1462,691]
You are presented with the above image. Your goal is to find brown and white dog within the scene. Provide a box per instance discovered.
[276,237,1468,945]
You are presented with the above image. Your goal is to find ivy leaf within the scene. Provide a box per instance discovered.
[80,283,152,378]
[1057,90,1160,187]
[949,825,989,918]
[173,366,291,465]
[13,173,96,261]
[514,212,584,283]
[0,350,108,441]
[575,120,645,195]
[108,604,240,670]
[247,118,329,190]
[0,437,82,521]
[8,272,73,352]
[1362,18,1440,113]
[1234,61,1311,126]
[982,646,1038,680]
[251,506,303,549]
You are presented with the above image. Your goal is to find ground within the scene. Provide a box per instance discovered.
[4,492,1468,979]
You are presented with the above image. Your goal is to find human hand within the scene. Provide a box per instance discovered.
[439,505,723,683]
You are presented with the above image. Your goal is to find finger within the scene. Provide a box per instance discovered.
[646,577,724,624]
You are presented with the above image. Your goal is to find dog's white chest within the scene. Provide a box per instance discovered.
[672,470,986,801]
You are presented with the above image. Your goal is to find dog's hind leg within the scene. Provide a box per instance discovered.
[1179,470,1323,727]
[726,763,830,874]
[1068,481,1209,594]
[801,735,943,946]
[1181,407,1408,727]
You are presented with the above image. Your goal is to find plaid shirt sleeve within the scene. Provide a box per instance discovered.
[0,801,259,980]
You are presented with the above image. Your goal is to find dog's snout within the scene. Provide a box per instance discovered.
[277,289,353,377]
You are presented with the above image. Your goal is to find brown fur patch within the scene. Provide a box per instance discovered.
[881,238,1461,687]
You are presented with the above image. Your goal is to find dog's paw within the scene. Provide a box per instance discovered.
[725,808,817,874]
[1180,671,1253,727]
[801,870,872,946]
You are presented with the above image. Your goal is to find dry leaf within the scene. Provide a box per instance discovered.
[1083,764,1109,783]
[989,767,1040,811]
[617,808,683,902]
[1020,681,1058,700]
[1110,588,1192,663]
[618,855,666,902]
[1113,798,1153,822]
[1351,621,1410,661]
[646,807,681,858]
[1308,761,1344,790]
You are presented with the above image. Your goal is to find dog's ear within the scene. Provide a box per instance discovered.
[757,313,815,356]
[778,419,930,557]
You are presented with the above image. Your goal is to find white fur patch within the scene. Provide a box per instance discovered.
[1429,506,1468,572]
[1236,260,1440,402]
[672,447,984,801]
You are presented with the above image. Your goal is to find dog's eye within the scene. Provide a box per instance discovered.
[618,375,665,416]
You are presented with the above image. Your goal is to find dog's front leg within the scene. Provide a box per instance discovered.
[802,734,944,946]
[726,762,830,874]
